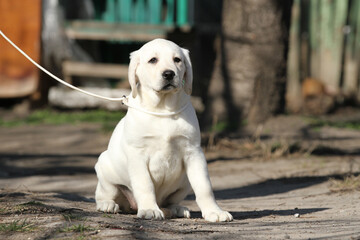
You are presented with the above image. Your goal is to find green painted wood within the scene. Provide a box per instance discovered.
[117,0,132,23]
[286,0,302,113]
[93,0,103,20]
[332,0,348,53]
[134,0,146,23]
[349,0,360,59]
[309,0,347,92]
[103,0,116,23]
[100,0,190,26]
[148,0,162,24]
[344,0,360,96]
[356,0,360,57]
[165,0,175,25]
[309,0,319,49]
[73,0,191,44]
[320,0,347,91]
[355,0,360,99]
[176,0,188,26]
[309,0,320,79]
[319,0,331,48]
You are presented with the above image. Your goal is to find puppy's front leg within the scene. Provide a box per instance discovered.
[128,156,164,220]
[185,148,233,222]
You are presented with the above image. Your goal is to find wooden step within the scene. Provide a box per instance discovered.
[62,61,128,83]
[65,20,179,41]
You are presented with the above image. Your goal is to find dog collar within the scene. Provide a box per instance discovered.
[121,96,190,117]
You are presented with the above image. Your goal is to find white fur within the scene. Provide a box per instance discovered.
[95,39,233,222]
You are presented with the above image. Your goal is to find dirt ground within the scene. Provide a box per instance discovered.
[1,109,360,240]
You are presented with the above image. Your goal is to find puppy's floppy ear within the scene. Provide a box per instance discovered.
[128,50,140,98]
[181,48,193,95]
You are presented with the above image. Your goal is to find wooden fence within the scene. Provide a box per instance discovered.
[286,0,360,113]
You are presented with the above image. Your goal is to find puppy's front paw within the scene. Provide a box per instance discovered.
[137,208,164,220]
[168,205,191,218]
[203,210,233,222]
[96,200,119,213]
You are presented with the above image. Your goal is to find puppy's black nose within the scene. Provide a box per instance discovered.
[162,70,175,81]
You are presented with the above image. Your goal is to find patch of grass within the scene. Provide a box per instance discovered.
[102,213,114,218]
[270,142,283,153]
[0,220,35,232]
[0,109,125,132]
[210,121,229,133]
[209,118,246,134]
[307,117,360,131]
[60,224,95,233]
[19,201,44,206]
[10,201,57,214]
[330,175,360,192]
[62,213,85,222]
[331,121,360,130]
[75,236,87,240]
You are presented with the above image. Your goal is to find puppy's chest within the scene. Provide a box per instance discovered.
[145,135,186,182]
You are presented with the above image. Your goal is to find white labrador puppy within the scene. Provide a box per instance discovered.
[95,39,233,222]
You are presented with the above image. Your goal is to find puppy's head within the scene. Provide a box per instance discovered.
[128,39,193,98]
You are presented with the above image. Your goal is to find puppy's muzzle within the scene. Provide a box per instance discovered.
[162,70,175,81]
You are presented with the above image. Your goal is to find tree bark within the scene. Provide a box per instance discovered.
[207,0,291,126]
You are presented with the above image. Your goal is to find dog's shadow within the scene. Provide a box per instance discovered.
[184,173,353,221]
[190,207,329,221]
[187,173,357,201]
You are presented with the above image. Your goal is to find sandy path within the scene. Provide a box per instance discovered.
[1,117,360,239]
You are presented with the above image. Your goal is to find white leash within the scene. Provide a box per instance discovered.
[0,31,126,102]
[0,30,188,117]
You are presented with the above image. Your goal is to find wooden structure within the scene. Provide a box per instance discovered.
[63,0,192,84]
[0,0,42,98]
[286,0,360,113]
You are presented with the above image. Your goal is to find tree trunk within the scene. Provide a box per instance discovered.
[207,0,291,127]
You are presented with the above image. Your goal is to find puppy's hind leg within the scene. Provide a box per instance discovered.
[164,183,191,219]
[95,180,120,213]
[95,152,120,213]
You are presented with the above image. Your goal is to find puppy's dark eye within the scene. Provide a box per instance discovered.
[148,57,158,64]
[174,57,181,63]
